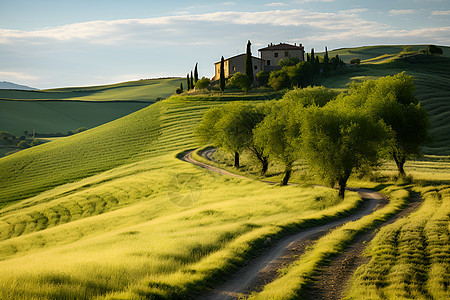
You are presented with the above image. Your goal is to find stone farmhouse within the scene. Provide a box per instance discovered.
[212,42,305,82]
[212,54,264,82]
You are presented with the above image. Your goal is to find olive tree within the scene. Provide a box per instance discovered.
[349,72,430,175]
[301,105,389,197]
[254,100,303,185]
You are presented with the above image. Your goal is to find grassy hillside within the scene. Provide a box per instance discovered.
[0,100,149,136]
[0,77,184,102]
[0,96,367,299]
[319,44,450,63]
[0,77,184,136]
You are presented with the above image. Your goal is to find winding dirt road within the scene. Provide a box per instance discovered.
[179,149,387,299]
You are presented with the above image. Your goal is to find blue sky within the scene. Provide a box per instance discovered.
[1,0,449,89]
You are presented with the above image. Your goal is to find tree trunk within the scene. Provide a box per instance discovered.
[281,163,292,186]
[393,150,406,176]
[250,146,269,176]
[261,159,269,175]
[338,176,348,198]
[234,152,240,168]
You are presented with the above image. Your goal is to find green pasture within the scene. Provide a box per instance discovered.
[0,77,184,102]
[0,100,149,136]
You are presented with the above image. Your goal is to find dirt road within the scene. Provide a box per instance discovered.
[179,149,386,299]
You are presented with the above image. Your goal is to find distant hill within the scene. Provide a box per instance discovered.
[0,81,37,90]
[0,77,185,136]
[0,77,184,102]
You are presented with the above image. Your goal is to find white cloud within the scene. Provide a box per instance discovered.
[388,9,417,15]
[221,1,236,5]
[339,8,368,14]
[293,0,334,3]
[431,10,450,15]
[265,2,288,6]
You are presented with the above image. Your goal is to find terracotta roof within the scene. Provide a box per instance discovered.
[258,43,304,51]
[214,53,264,64]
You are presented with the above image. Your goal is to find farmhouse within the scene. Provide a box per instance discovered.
[212,54,264,82]
[259,43,305,69]
[212,42,305,82]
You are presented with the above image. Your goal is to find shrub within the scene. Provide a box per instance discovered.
[229,73,251,92]
[175,88,182,94]
[30,139,43,147]
[256,71,270,87]
[350,58,361,65]
[195,77,211,91]
[18,140,30,149]
[268,70,290,91]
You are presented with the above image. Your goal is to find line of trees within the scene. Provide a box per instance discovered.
[195,73,429,197]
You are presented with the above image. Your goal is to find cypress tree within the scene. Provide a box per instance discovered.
[190,71,194,90]
[180,82,183,92]
[307,53,310,62]
[310,48,316,74]
[194,63,199,83]
[187,73,190,91]
[245,40,253,84]
[219,56,225,92]
[323,46,330,74]
[315,56,320,74]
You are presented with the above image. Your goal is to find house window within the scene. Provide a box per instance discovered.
[274,52,278,58]
[285,51,289,57]
[233,66,236,71]
[267,60,271,66]
[254,65,257,70]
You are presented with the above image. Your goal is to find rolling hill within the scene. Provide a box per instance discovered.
[0,45,448,299]
[0,77,184,136]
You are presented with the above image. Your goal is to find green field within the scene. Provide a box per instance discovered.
[0,45,449,299]
[0,77,184,136]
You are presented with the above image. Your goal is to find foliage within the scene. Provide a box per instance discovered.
[229,72,252,92]
[277,57,301,67]
[301,105,389,197]
[345,72,430,175]
[195,102,268,171]
[268,70,290,90]
[254,100,303,184]
[245,40,254,84]
[187,73,191,91]
[194,77,211,91]
[283,61,313,87]
[219,56,225,92]
[194,63,199,83]
[350,58,361,65]
[323,46,330,74]
[256,71,269,87]
[281,86,339,107]
[17,140,30,149]
[427,44,443,55]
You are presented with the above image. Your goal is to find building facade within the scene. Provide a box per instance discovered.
[212,43,305,82]
[212,54,264,82]
[258,43,305,68]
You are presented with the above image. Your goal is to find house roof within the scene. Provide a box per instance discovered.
[258,43,304,51]
[214,53,264,64]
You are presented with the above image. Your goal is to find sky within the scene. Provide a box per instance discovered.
[0,0,449,89]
